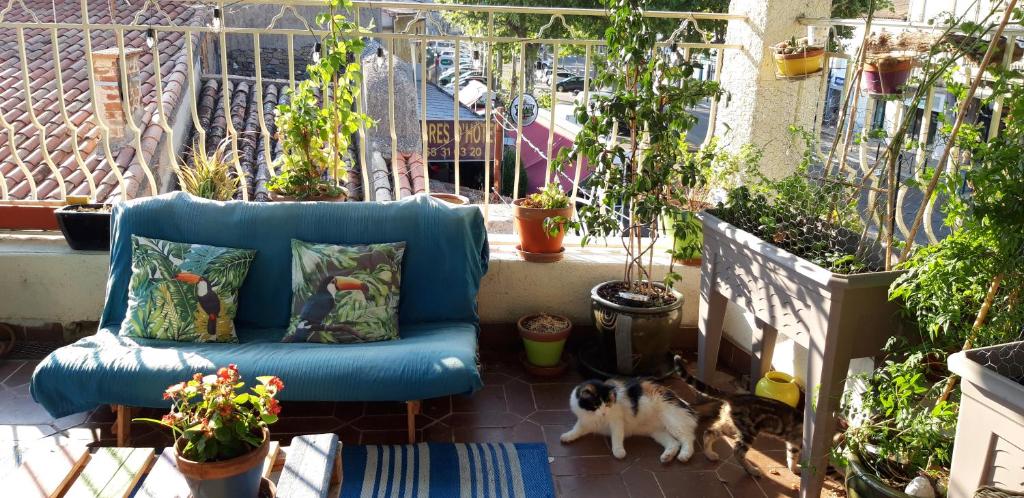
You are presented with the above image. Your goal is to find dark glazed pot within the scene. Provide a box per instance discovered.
[585,281,683,377]
[55,203,111,251]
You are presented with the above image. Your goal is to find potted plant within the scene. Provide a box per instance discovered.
[178,139,240,201]
[269,0,373,202]
[773,37,825,77]
[137,364,284,498]
[554,0,721,376]
[517,312,572,377]
[55,196,112,251]
[663,140,761,266]
[512,181,573,263]
[861,32,932,95]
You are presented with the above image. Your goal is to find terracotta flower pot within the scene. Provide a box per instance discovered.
[430,193,470,205]
[175,428,270,498]
[269,188,347,202]
[862,58,912,95]
[512,198,573,261]
[774,47,825,77]
[517,313,572,368]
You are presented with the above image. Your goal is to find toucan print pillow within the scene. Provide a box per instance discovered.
[121,236,256,343]
[282,240,405,344]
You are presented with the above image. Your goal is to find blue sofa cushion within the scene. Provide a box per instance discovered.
[100,193,488,339]
[32,323,482,418]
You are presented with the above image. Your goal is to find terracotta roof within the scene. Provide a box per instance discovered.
[0,0,208,202]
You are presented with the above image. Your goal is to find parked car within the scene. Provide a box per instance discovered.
[546,71,576,86]
[556,76,586,93]
[574,88,612,108]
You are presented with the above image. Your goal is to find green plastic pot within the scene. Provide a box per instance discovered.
[663,208,704,265]
[517,314,572,367]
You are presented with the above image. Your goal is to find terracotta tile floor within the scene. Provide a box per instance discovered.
[0,353,846,497]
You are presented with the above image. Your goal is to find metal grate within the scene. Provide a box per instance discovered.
[4,341,61,360]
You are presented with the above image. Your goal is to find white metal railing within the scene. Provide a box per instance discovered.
[0,0,740,225]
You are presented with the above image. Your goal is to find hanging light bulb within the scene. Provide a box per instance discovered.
[375,45,385,70]
[146,27,155,49]
[212,7,222,30]
[312,42,322,63]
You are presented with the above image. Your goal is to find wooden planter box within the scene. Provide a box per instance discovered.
[697,211,904,498]
[947,341,1024,497]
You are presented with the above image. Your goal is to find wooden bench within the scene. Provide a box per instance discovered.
[6,434,341,498]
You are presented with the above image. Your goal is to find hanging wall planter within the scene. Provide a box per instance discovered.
[773,38,825,78]
[862,57,913,95]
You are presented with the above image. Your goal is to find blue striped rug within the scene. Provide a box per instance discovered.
[339,442,555,498]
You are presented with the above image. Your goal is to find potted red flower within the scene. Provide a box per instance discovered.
[138,365,283,498]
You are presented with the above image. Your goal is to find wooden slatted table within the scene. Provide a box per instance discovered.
[7,434,341,498]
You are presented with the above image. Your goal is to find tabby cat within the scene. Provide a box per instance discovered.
[561,377,699,463]
[675,356,804,477]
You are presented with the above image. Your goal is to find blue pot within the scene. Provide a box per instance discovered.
[175,429,270,498]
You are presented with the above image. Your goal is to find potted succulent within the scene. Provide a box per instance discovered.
[555,0,721,376]
[177,139,240,201]
[517,313,572,377]
[512,181,573,263]
[55,196,112,251]
[269,0,372,202]
[138,364,284,498]
[773,37,825,77]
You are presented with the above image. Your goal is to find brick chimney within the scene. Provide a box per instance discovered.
[91,47,144,143]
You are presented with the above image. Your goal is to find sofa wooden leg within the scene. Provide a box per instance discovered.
[114,405,131,446]
[406,401,421,444]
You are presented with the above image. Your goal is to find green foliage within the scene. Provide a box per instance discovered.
[499,147,529,198]
[837,342,959,487]
[524,181,570,209]
[535,93,552,110]
[554,0,721,299]
[177,139,239,201]
[136,366,283,463]
[269,0,373,200]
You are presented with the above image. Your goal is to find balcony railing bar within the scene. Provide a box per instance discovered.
[17,27,65,200]
[799,16,1024,36]
[115,28,158,197]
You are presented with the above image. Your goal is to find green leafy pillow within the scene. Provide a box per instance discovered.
[121,236,256,343]
[282,240,405,344]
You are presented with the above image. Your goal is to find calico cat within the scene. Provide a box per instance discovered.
[674,356,804,477]
[561,377,698,463]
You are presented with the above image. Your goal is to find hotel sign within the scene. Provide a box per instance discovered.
[427,120,487,161]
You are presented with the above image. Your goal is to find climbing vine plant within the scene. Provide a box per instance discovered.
[556,0,721,303]
[270,0,374,200]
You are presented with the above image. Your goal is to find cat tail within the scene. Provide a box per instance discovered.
[673,355,726,401]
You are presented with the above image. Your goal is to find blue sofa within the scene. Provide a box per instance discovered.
[31,192,488,442]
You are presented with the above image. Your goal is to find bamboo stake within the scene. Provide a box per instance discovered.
[900,0,1019,261]
[937,273,1003,404]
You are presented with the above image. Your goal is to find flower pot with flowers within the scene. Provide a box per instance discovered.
[137,365,284,498]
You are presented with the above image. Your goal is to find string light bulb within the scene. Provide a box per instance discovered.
[312,42,322,63]
[146,27,155,49]
[212,7,222,30]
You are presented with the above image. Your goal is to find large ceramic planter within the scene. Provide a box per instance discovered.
[512,199,573,262]
[862,58,912,95]
[774,48,825,77]
[948,341,1024,496]
[584,281,683,377]
[845,455,915,498]
[517,313,572,367]
[175,428,270,498]
[55,203,112,250]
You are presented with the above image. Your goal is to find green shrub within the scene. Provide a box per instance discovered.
[500,147,529,198]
